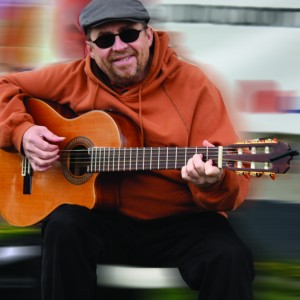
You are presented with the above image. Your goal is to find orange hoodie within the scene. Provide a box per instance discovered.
[0,31,249,219]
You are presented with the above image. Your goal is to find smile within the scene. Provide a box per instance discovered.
[112,55,135,66]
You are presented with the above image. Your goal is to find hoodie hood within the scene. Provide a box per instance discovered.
[83,30,181,142]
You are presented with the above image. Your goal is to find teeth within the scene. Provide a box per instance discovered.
[115,56,131,62]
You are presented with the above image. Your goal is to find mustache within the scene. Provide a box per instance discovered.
[109,49,137,61]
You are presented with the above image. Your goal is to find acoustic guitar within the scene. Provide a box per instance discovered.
[0,98,298,227]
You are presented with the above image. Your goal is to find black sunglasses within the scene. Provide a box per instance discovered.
[91,28,145,49]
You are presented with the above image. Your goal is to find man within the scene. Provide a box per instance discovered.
[0,0,254,299]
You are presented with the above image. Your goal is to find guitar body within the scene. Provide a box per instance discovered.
[0,98,142,227]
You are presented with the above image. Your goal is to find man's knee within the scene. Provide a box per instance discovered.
[42,205,93,245]
[179,242,254,291]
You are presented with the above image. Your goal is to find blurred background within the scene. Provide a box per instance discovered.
[0,0,300,299]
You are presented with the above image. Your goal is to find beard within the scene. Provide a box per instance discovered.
[106,50,148,86]
[110,66,141,86]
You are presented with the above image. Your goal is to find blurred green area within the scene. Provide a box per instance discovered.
[0,221,40,239]
[0,226,39,237]
[254,261,300,300]
[114,261,300,300]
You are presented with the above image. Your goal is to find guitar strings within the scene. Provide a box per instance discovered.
[59,146,271,153]
[56,147,270,161]
[58,146,260,152]
[56,156,269,168]
[48,146,273,170]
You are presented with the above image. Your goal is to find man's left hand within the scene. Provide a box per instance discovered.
[181,140,223,187]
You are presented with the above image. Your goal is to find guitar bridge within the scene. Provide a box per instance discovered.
[22,156,33,194]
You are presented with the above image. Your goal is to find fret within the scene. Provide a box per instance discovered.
[97,148,101,171]
[158,147,160,169]
[94,148,98,172]
[192,146,196,160]
[160,148,167,170]
[112,148,116,171]
[143,148,147,170]
[103,148,106,171]
[141,148,145,170]
[93,148,96,172]
[117,148,121,171]
[171,148,176,169]
[135,148,138,170]
[166,147,169,169]
[149,148,156,170]
[150,147,152,169]
[179,148,186,168]
[169,148,174,169]
[129,148,132,171]
[143,147,145,170]
[123,148,126,171]
[135,148,140,170]
[178,148,183,168]
[187,147,195,163]
[92,148,96,172]
[99,148,103,172]
[145,148,149,170]
[95,148,98,172]
[145,148,151,170]
[127,148,130,171]
[98,148,104,172]
[107,148,110,171]
[174,147,177,169]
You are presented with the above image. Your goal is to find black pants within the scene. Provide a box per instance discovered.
[41,205,254,300]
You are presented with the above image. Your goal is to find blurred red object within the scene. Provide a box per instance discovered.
[54,0,91,60]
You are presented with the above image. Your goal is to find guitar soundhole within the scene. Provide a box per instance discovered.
[61,136,93,185]
[69,145,89,176]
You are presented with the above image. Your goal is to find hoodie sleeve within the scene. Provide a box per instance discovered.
[0,59,88,152]
[0,73,36,152]
[187,73,250,211]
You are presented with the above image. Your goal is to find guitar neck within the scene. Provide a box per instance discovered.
[87,146,223,172]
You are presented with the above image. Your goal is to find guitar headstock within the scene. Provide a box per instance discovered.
[223,138,299,179]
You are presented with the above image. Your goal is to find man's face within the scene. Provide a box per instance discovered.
[87,21,153,86]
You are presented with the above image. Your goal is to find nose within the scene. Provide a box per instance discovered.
[112,35,128,51]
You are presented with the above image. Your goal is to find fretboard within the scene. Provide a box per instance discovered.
[87,146,223,172]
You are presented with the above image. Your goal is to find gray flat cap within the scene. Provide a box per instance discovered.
[79,0,150,35]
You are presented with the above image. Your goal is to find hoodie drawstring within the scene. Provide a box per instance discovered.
[138,84,145,145]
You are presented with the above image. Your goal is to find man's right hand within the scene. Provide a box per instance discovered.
[22,125,65,171]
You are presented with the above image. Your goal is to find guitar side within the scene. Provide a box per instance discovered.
[0,98,142,227]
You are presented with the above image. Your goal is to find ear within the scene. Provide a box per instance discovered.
[145,26,154,47]
[86,41,94,59]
